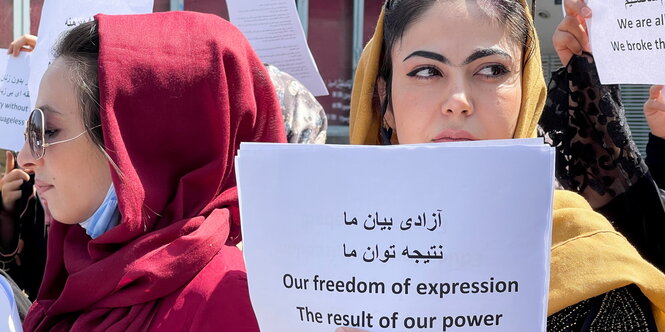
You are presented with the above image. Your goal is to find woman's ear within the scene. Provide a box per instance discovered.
[376,77,396,131]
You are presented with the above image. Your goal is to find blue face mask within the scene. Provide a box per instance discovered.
[79,185,121,239]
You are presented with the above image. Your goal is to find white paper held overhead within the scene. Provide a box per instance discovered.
[588,0,665,84]
[227,0,328,96]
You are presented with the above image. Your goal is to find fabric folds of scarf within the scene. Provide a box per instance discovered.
[348,1,665,328]
[24,11,286,332]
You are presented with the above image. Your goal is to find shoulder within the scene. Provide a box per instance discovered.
[150,246,258,331]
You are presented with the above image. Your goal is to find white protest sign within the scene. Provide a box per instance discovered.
[0,52,30,151]
[29,0,154,108]
[0,275,22,332]
[588,0,665,84]
[226,0,329,96]
[240,138,544,151]
[236,142,555,332]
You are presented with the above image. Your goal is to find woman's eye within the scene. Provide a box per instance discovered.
[476,64,510,78]
[407,66,442,79]
[44,129,59,138]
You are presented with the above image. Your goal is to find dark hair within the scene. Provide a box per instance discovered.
[53,20,103,149]
[378,0,534,144]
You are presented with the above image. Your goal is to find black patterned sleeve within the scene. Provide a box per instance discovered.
[539,53,647,208]
[539,53,665,271]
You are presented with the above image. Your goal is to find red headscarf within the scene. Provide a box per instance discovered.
[24,11,285,331]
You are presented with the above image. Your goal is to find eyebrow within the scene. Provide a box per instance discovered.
[403,51,449,64]
[463,48,512,65]
[402,48,512,65]
[39,105,63,116]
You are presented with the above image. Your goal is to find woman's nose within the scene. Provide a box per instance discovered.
[441,80,473,116]
[17,140,38,170]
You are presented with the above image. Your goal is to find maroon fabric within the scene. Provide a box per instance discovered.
[23,11,286,332]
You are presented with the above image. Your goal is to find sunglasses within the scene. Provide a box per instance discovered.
[24,108,100,160]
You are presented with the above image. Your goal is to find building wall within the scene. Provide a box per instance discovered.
[0,0,13,47]
[309,1,354,126]
[306,1,382,128]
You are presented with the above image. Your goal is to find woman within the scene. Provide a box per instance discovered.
[0,35,326,305]
[349,0,665,330]
[17,11,285,331]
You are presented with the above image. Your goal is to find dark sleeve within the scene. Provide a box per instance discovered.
[0,188,24,289]
[646,133,665,190]
[0,191,21,255]
[21,198,47,301]
[0,175,47,301]
[539,53,665,271]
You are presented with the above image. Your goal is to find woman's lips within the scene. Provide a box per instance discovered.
[432,129,477,142]
[34,180,53,195]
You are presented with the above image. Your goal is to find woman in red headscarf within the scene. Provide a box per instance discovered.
[17,11,285,331]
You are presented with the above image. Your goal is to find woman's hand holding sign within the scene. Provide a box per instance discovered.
[6,34,37,57]
[553,0,592,65]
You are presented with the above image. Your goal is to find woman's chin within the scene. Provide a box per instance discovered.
[50,209,84,225]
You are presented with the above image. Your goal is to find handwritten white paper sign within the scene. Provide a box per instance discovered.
[0,52,30,151]
[28,0,154,108]
[236,141,555,332]
[588,0,665,84]
[226,0,329,96]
